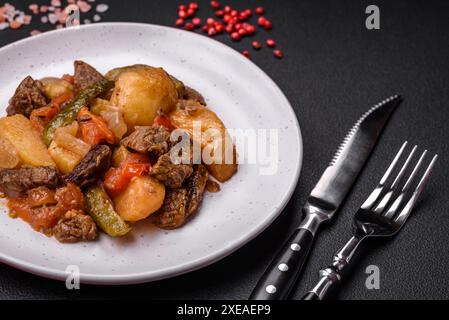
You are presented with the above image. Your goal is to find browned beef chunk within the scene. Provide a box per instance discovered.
[64,145,111,188]
[73,60,105,93]
[152,188,188,229]
[6,76,47,117]
[150,153,193,188]
[183,86,206,105]
[152,164,208,229]
[185,164,208,216]
[53,210,98,243]
[121,125,170,156]
[206,180,221,193]
[0,166,61,198]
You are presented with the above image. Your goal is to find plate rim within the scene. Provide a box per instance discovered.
[0,22,303,285]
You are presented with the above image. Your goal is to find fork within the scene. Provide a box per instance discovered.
[302,141,438,300]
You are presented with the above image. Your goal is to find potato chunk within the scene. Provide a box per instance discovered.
[48,122,90,174]
[0,137,20,169]
[110,66,178,132]
[0,115,55,167]
[169,101,238,182]
[113,176,165,222]
[38,77,73,100]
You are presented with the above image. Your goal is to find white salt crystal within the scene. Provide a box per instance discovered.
[96,3,108,13]
[41,16,49,23]
[84,19,91,24]
[15,14,25,23]
[0,22,9,30]
[48,13,58,24]
[93,14,101,22]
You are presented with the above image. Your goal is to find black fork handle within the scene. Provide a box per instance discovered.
[301,267,341,300]
[302,292,320,300]
[301,235,365,300]
[249,228,315,300]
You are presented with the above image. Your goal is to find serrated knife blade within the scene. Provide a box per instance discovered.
[250,95,402,300]
[307,95,402,217]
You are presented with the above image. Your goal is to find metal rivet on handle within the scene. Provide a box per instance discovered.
[265,285,277,294]
[278,263,289,272]
[290,243,301,251]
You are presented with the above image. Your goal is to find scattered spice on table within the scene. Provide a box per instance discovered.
[1,1,284,60]
[266,38,276,48]
[273,49,283,59]
[252,40,262,50]
[241,49,249,56]
[0,3,32,30]
[174,1,284,60]
[0,0,109,36]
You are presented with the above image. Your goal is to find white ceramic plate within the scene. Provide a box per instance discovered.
[0,23,302,284]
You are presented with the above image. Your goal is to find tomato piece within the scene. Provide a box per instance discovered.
[123,162,149,178]
[30,106,57,123]
[126,152,150,164]
[61,74,75,84]
[104,153,150,197]
[78,107,115,145]
[7,183,84,233]
[121,153,150,179]
[30,92,73,133]
[27,187,57,207]
[153,115,175,131]
[51,91,73,108]
[104,167,128,197]
[30,106,59,133]
[8,197,62,231]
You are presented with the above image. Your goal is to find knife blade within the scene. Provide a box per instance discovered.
[249,95,402,300]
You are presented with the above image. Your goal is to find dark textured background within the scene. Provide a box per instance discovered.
[0,0,448,300]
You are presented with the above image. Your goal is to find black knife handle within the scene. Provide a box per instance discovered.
[249,228,315,300]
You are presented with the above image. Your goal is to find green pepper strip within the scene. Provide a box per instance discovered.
[43,79,114,146]
[85,184,131,237]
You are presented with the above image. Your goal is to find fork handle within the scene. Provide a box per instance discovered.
[302,235,365,300]
[249,227,315,300]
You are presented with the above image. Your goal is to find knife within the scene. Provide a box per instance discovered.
[249,95,402,300]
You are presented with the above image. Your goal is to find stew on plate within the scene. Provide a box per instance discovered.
[0,61,237,243]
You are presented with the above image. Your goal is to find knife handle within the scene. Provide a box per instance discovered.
[249,227,315,300]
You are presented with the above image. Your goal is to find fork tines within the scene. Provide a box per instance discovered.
[361,141,437,226]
